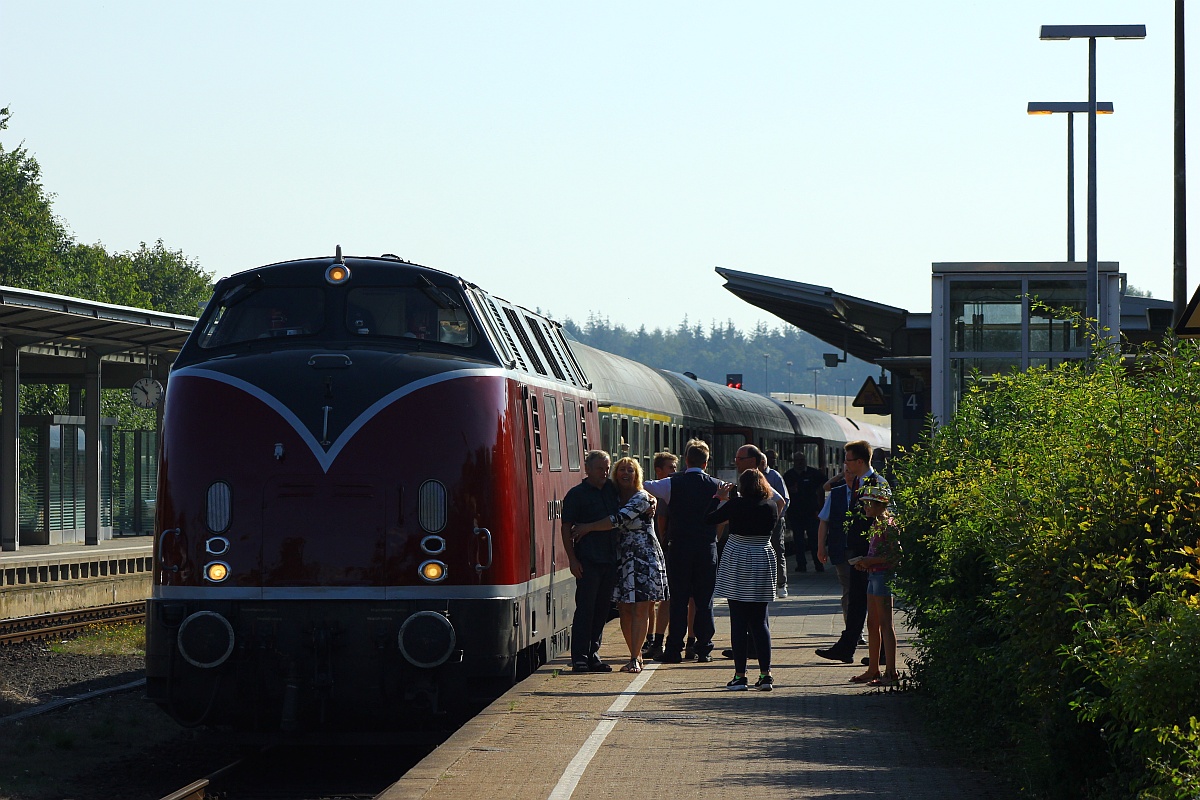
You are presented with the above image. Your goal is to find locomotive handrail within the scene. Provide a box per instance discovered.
[158,528,181,571]
[473,527,493,573]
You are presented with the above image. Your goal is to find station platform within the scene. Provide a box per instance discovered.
[0,536,153,618]
[381,569,1012,800]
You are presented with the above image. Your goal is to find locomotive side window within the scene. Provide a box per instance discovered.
[345,288,475,345]
[544,396,563,472]
[530,394,543,471]
[199,287,325,348]
[563,399,581,471]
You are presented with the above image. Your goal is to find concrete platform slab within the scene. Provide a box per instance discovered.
[380,570,1014,800]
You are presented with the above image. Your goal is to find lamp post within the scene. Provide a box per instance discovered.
[838,379,850,416]
[1027,101,1114,262]
[786,360,793,403]
[763,353,769,398]
[808,367,821,410]
[1039,24,1146,351]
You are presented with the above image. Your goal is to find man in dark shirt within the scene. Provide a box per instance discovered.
[783,453,827,573]
[561,449,621,673]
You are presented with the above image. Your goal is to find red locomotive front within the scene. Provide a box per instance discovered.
[145,255,573,730]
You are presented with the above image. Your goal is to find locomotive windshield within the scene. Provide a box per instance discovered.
[345,287,475,346]
[195,280,477,349]
[197,286,325,348]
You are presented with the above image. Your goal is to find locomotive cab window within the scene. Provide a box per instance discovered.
[199,286,325,348]
[345,287,476,345]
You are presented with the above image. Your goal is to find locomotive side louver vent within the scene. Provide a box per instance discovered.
[206,482,232,533]
[418,480,448,533]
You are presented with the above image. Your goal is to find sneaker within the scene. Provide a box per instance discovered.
[776,587,788,599]
[695,652,714,663]
[683,638,696,659]
[726,675,749,690]
[755,674,775,691]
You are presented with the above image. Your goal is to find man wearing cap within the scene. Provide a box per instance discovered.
[815,440,889,663]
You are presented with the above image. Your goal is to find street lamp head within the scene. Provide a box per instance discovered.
[1039,24,1146,41]
[1027,101,1114,115]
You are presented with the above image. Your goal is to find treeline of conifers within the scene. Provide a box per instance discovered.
[562,313,878,398]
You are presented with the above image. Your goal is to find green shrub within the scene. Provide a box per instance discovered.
[894,333,1200,798]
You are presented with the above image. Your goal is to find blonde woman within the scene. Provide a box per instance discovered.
[573,457,669,673]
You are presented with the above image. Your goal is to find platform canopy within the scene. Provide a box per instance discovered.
[0,285,197,383]
[714,267,910,362]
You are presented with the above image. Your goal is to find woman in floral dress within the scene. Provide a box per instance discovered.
[572,456,668,673]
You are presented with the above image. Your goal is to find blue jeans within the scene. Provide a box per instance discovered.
[867,570,892,598]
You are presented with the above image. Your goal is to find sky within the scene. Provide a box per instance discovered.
[0,1,1190,335]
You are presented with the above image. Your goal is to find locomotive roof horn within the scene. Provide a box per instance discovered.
[334,244,345,264]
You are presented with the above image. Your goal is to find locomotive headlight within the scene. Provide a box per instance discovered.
[205,561,230,582]
[419,560,447,583]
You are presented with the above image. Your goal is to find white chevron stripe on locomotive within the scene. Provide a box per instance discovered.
[170,365,506,473]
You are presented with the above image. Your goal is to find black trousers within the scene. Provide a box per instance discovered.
[571,559,618,664]
[727,599,771,675]
[664,541,717,655]
[831,566,869,655]
[789,513,820,569]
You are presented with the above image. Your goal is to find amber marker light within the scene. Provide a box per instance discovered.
[420,560,447,583]
[325,264,351,284]
[205,562,230,582]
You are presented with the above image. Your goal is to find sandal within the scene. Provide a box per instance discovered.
[850,673,879,684]
[867,674,898,687]
[620,659,642,673]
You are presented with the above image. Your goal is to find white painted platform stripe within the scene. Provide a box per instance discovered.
[171,365,506,473]
[547,662,659,800]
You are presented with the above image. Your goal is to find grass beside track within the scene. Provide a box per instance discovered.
[48,622,145,657]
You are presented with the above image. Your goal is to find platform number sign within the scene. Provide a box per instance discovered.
[902,392,924,419]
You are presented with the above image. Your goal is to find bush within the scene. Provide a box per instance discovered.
[894,333,1200,798]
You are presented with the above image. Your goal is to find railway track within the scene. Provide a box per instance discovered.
[0,601,146,645]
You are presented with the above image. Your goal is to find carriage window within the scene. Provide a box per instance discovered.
[545,396,563,471]
[345,287,475,345]
[199,286,325,348]
[563,399,581,470]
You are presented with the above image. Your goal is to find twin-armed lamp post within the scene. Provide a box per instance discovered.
[1026,101,1114,263]
[1038,25,1145,350]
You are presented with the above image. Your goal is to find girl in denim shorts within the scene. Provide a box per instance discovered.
[850,484,899,687]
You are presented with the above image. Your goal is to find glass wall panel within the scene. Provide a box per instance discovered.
[949,357,1022,413]
[950,282,1022,352]
[1028,280,1086,353]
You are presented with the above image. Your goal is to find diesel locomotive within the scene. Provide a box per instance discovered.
[144,249,888,731]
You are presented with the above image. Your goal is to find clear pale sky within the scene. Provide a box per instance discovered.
[0,1,1189,333]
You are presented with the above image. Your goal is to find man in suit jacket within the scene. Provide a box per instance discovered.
[815,440,889,663]
[644,439,722,663]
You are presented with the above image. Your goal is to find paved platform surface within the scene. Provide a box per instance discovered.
[380,568,1014,800]
[0,536,152,565]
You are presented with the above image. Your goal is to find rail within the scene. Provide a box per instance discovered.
[0,601,146,645]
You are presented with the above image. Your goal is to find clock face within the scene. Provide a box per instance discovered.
[131,377,164,409]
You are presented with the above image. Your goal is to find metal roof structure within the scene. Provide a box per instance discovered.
[714,267,910,362]
[0,285,197,381]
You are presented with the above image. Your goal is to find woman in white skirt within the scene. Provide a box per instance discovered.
[709,468,779,690]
